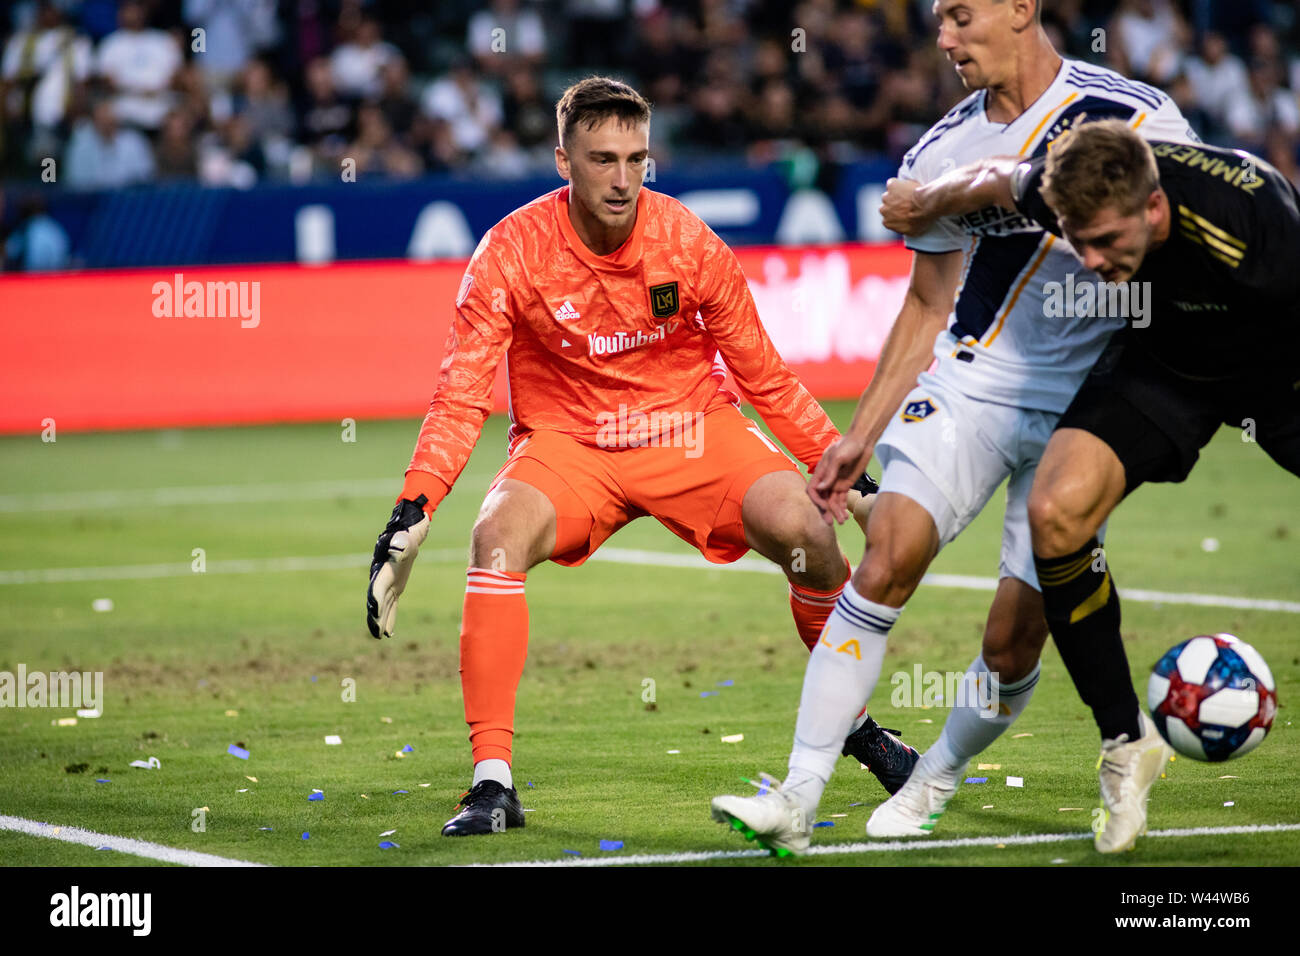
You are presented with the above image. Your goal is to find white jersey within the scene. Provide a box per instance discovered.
[901,59,1197,412]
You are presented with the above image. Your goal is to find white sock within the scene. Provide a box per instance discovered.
[473,758,513,789]
[784,586,900,816]
[925,655,1040,782]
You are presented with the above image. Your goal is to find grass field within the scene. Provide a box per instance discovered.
[1,402,1297,868]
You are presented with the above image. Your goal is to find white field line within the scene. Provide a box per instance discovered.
[1,545,1297,615]
[0,814,267,867]
[0,478,402,513]
[470,822,1300,867]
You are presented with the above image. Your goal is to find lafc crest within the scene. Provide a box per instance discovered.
[649,281,679,318]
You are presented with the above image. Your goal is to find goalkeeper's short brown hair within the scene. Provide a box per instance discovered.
[1041,119,1160,224]
[556,77,651,148]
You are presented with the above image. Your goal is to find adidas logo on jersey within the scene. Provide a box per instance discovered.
[554,300,581,322]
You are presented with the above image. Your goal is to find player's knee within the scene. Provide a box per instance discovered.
[852,539,924,607]
[1027,483,1086,556]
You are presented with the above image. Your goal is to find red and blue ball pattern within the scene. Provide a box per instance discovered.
[1147,634,1277,762]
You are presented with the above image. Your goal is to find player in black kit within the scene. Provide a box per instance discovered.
[877,119,1300,852]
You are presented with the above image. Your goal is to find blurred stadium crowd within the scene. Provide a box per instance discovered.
[2,0,1299,267]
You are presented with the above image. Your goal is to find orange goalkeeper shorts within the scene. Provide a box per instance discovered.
[487,404,800,566]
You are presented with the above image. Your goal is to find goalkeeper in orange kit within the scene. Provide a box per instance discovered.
[364,77,912,836]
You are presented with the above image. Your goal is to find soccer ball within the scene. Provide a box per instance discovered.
[1147,634,1277,761]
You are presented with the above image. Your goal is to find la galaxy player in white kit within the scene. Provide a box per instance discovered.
[710,0,1196,855]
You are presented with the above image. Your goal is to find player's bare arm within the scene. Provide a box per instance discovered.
[808,249,963,524]
[880,158,1019,236]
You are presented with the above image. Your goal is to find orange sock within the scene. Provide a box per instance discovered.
[460,568,529,765]
[788,560,851,652]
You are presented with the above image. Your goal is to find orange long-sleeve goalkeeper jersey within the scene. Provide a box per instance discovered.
[403,185,840,511]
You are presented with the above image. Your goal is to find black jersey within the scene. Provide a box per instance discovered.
[1011,140,1300,381]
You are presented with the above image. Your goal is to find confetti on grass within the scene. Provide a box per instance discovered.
[717,679,734,687]
[392,790,409,794]
[1006,776,1024,788]
[225,710,238,717]
[600,840,623,851]
[308,793,323,802]
[1011,733,1033,739]
[95,779,110,783]
[1224,801,1235,807]
[720,734,744,743]
[666,749,680,754]
[562,849,581,856]
[227,745,250,760]
[380,829,396,837]
[977,763,1001,770]
[964,777,988,784]
[379,842,399,850]
[402,745,414,753]
[700,691,718,697]
[813,821,834,828]
[324,735,342,745]
[301,832,309,840]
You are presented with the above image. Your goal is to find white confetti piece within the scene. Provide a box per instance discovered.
[381,716,393,723]
[1058,807,1085,812]
[1012,733,1033,738]
[237,788,250,793]
[720,734,744,743]
[129,757,161,769]
[1051,858,1067,864]
[1218,775,1239,779]
[982,805,994,809]
[53,717,77,726]
[666,749,681,754]
[1201,537,1220,552]
[311,788,323,793]
[76,708,101,718]
[225,709,238,717]
[324,735,342,745]
[830,814,847,818]
[917,718,933,724]
[92,598,114,612]
[380,829,397,837]
[418,783,431,788]
[1224,801,1235,807]
[246,776,257,782]
[1006,776,1024,788]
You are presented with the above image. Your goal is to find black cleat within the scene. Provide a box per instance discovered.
[441,780,526,836]
[842,716,921,795]
[851,471,879,497]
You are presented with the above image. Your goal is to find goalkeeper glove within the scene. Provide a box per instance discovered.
[366,494,431,639]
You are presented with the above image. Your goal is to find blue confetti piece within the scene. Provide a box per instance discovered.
[310,675,317,683]
[378,841,399,849]
[562,849,581,856]
[813,821,835,828]
[756,784,770,796]
[964,777,988,784]
[392,789,409,794]
[308,792,323,801]
[599,839,623,851]
[95,779,110,783]
[848,802,863,807]
[258,827,273,831]
[700,690,718,697]
[227,744,250,760]
[95,846,112,851]
[526,781,535,788]
[301,832,310,840]
[401,744,414,753]
[716,679,734,687]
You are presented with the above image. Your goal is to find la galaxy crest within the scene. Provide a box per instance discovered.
[649,281,679,319]
[901,398,938,423]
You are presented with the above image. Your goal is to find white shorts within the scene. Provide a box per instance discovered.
[875,371,1056,589]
